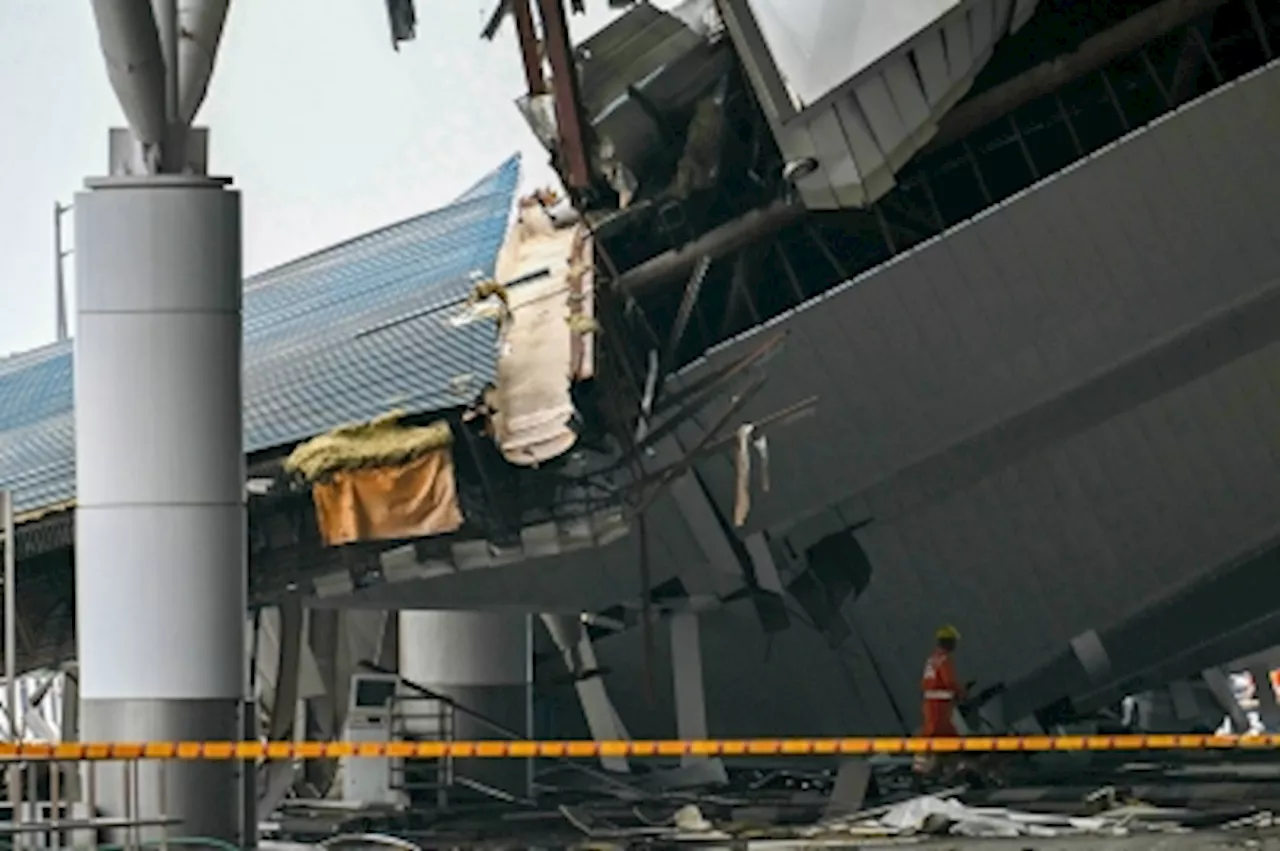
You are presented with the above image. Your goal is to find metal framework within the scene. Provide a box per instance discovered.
[615,0,1280,369]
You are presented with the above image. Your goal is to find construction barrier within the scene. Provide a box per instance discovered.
[0,735,1276,760]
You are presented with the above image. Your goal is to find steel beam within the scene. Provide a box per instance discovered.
[616,200,803,295]
[534,0,591,189]
[929,0,1231,150]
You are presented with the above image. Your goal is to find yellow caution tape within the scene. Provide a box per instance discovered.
[0,735,1272,760]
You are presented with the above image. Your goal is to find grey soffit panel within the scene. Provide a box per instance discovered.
[680,63,1280,537]
[588,342,1280,737]
[838,341,1280,730]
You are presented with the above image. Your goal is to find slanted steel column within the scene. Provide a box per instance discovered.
[533,0,591,189]
[512,0,547,96]
[541,614,631,773]
[1203,666,1252,733]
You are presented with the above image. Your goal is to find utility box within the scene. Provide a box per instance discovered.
[340,673,404,807]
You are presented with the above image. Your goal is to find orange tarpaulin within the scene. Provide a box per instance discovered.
[310,447,464,546]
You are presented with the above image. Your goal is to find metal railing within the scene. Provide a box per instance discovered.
[387,693,455,810]
[361,662,535,807]
[0,757,182,849]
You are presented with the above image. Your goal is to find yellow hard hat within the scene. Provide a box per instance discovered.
[936,624,961,642]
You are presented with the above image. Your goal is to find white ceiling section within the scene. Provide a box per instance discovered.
[724,0,1040,209]
[745,0,962,108]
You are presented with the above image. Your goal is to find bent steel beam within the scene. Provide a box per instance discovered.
[541,614,632,773]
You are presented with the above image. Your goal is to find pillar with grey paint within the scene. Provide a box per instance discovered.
[399,611,532,801]
[74,176,245,842]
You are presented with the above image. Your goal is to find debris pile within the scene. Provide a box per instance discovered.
[650,792,1280,844]
[834,794,1129,839]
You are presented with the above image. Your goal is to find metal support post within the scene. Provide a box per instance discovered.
[3,490,14,734]
[54,203,72,343]
[241,698,259,850]
[533,0,591,189]
[511,0,546,96]
[669,610,726,782]
[1,491,19,839]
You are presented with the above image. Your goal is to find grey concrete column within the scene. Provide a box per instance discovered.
[74,177,245,843]
[399,611,532,801]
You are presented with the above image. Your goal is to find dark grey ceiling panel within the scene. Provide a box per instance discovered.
[678,63,1280,538]
[583,66,1280,738]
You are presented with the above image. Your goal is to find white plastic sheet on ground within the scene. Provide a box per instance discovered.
[876,794,1120,838]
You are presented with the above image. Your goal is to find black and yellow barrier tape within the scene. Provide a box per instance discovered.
[0,735,1276,760]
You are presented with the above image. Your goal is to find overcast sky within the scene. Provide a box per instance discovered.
[0,0,626,358]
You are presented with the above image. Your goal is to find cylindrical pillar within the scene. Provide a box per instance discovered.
[74,176,245,844]
[399,611,532,801]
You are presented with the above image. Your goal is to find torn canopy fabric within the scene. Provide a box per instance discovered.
[285,413,465,546]
[486,195,596,467]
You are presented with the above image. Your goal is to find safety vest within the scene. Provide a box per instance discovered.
[922,650,958,703]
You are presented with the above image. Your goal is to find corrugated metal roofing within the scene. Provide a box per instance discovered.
[0,155,520,516]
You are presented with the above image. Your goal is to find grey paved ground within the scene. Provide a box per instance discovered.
[894,833,1280,851]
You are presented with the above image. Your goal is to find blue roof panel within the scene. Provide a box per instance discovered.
[0,155,520,515]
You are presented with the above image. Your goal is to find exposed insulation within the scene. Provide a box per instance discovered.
[487,194,597,467]
[284,412,452,483]
[14,499,76,527]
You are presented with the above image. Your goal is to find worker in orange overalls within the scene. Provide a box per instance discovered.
[913,625,967,784]
[922,624,966,737]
